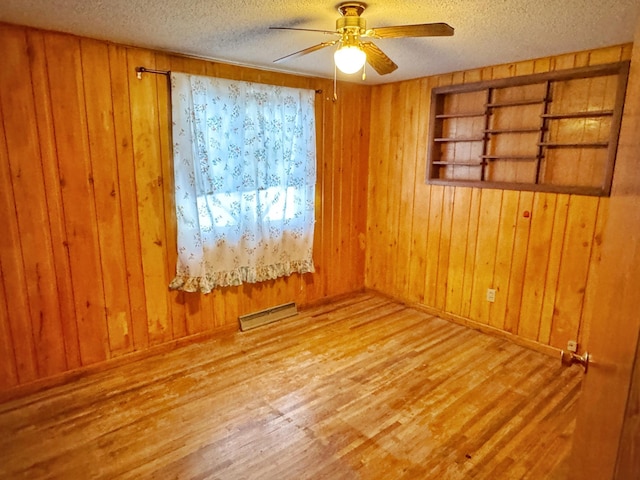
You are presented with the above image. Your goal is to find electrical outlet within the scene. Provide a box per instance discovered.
[486,288,496,303]
[567,340,578,353]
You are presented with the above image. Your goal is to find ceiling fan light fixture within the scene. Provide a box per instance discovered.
[334,45,366,74]
[271,1,453,77]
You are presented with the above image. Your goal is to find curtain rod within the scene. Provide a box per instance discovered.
[134,65,323,94]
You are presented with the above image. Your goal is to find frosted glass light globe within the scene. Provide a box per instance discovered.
[334,46,366,74]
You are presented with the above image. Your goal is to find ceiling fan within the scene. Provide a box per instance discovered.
[270,2,454,76]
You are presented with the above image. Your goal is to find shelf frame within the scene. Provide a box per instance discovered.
[426,61,630,196]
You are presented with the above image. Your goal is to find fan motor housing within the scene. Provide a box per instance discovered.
[336,16,366,32]
[336,2,367,33]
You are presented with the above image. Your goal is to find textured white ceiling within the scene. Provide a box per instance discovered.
[0,0,638,85]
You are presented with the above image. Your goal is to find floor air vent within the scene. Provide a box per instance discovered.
[239,302,297,331]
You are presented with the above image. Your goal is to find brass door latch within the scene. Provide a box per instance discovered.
[561,350,589,373]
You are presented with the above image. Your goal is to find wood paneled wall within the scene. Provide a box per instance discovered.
[365,44,633,353]
[0,23,370,392]
[0,20,634,396]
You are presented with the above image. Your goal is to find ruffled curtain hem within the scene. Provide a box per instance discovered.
[169,260,315,294]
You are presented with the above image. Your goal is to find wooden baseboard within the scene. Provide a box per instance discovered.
[366,288,562,359]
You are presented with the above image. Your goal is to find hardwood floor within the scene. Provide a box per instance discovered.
[0,293,582,479]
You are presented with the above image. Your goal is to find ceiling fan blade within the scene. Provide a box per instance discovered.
[366,22,454,39]
[273,40,338,63]
[269,27,338,35]
[361,42,398,75]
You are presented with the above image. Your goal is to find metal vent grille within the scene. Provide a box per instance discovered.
[238,302,297,331]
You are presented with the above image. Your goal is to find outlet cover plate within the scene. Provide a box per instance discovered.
[486,288,496,302]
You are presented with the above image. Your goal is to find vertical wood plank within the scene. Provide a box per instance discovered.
[549,195,599,349]
[469,189,502,325]
[460,187,482,318]
[518,193,558,340]
[321,86,337,298]
[407,78,432,304]
[127,48,172,346]
[552,53,577,71]
[329,86,345,297]
[332,83,349,297]
[446,187,472,315]
[0,122,38,384]
[503,191,534,334]
[346,82,370,293]
[1,26,68,376]
[490,190,519,329]
[533,57,552,74]
[366,84,392,292]
[588,45,624,66]
[577,198,608,351]
[108,44,149,352]
[396,80,420,300]
[435,186,455,310]
[538,195,570,345]
[44,32,109,366]
[0,71,31,385]
[384,83,403,296]
[352,83,370,291]
[302,82,327,303]
[0,266,18,389]
[211,288,228,329]
[423,185,444,307]
[81,38,134,357]
[323,82,340,299]
[27,29,82,370]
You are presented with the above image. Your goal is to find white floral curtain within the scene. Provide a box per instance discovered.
[169,73,317,293]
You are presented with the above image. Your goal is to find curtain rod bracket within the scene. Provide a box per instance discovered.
[135,66,171,79]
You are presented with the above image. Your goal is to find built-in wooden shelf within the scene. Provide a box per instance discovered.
[427,61,630,196]
[538,142,609,148]
[485,128,541,134]
[486,99,547,108]
[435,112,485,119]
[434,137,484,143]
[481,155,541,161]
[541,110,614,119]
[432,161,483,166]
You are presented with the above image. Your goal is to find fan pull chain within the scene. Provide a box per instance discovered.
[362,61,366,81]
[333,62,338,102]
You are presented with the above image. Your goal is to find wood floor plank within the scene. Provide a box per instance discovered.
[0,292,581,479]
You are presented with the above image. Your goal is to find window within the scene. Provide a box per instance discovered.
[427,61,629,196]
[169,73,317,293]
